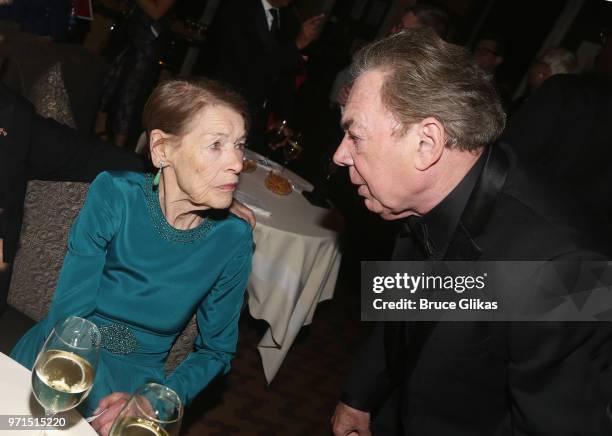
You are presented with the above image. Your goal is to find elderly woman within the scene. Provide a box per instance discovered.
[11,78,253,431]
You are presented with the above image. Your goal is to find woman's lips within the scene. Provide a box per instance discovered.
[217,183,238,192]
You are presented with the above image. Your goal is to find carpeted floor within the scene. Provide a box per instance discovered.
[181,270,367,436]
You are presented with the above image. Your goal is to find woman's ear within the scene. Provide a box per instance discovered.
[149,129,171,167]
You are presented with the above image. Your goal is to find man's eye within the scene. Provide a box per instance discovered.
[236,142,246,150]
[209,141,222,149]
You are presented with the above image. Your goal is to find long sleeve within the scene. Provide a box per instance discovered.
[341,322,398,413]
[165,227,253,405]
[507,321,612,434]
[44,172,123,329]
[11,172,122,369]
[507,252,612,434]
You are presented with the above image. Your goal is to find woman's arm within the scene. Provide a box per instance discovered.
[134,0,175,21]
[165,226,253,405]
[44,172,123,329]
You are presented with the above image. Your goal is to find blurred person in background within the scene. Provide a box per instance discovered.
[207,0,324,150]
[95,0,176,148]
[331,2,450,108]
[512,47,577,111]
[472,34,512,111]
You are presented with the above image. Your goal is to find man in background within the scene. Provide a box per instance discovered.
[208,0,324,143]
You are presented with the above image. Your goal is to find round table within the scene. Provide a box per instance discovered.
[236,151,344,383]
[0,352,97,435]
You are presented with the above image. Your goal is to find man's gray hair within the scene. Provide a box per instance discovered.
[538,48,577,76]
[350,28,506,150]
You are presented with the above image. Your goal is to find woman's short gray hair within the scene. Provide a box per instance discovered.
[350,28,506,150]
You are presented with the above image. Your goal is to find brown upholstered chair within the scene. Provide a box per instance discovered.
[6,180,197,373]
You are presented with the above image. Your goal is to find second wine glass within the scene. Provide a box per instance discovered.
[109,383,183,436]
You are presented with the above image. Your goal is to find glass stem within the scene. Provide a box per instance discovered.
[40,409,55,436]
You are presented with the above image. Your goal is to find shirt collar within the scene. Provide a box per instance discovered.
[405,151,486,257]
[261,0,275,13]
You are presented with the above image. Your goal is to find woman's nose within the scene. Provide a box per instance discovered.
[228,149,244,173]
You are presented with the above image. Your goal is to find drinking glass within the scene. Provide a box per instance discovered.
[31,316,100,434]
[109,383,183,436]
[281,132,303,173]
[266,119,288,158]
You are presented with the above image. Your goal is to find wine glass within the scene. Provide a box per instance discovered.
[265,119,288,159]
[31,316,100,434]
[281,132,303,173]
[109,383,183,436]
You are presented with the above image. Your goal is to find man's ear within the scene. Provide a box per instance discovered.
[414,117,445,171]
[494,55,504,67]
[149,129,172,167]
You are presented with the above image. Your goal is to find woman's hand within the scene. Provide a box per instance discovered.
[90,392,131,436]
[230,199,256,229]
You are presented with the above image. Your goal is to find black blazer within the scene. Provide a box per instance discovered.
[503,74,612,220]
[342,144,612,435]
[0,83,144,266]
[208,0,303,124]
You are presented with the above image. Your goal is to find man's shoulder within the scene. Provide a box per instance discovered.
[477,152,607,259]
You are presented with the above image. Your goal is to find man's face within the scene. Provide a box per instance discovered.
[473,39,502,74]
[333,70,423,220]
[401,11,420,30]
[527,61,551,91]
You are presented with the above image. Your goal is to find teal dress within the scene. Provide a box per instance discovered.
[11,171,253,413]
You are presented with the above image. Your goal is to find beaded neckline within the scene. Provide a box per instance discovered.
[143,173,214,243]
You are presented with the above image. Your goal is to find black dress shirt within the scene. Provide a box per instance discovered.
[391,153,485,261]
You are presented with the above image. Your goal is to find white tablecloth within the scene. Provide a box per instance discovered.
[0,352,97,435]
[237,152,343,383]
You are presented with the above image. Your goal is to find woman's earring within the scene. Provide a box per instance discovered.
[153,161,164,186]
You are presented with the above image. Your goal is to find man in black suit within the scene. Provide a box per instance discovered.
[0,82,146,313]
[503,73,612,220]
[208,0,324,139]
[331,29,612,435]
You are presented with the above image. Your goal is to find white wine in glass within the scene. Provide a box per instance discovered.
[110,383,183,436]
[31,316,100,434]
[32,349,95,412]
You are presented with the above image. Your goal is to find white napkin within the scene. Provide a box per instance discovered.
[234,190,271,217]
[244,149,282,171]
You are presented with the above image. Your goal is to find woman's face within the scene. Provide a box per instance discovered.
[165,105,246,209]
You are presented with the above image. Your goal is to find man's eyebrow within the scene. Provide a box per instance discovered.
[340,118,353,131]
[340,118,364,131]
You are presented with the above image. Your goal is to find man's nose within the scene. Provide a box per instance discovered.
[333,135,353,167]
